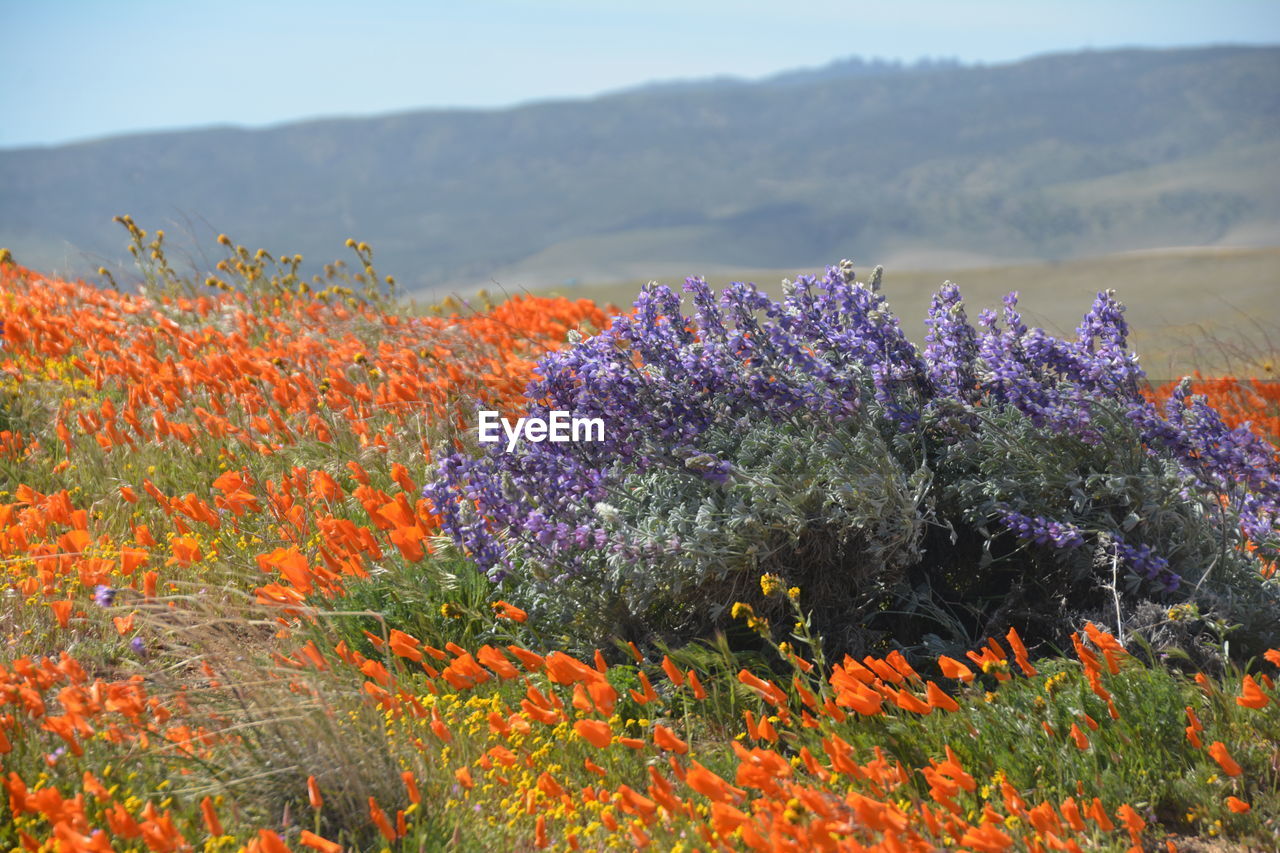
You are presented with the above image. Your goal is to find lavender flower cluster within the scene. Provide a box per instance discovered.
[996,509,1087,550]
[425,261,1279,632]
[995,509,1180,592]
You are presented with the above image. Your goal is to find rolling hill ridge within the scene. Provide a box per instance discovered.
[1,45,1277,292]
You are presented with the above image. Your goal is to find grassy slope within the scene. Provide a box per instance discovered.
[0,254,1277,851]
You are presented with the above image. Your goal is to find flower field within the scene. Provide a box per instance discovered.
[0,236,1278,852]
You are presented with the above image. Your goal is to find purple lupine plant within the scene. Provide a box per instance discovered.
[427,262,1280,655]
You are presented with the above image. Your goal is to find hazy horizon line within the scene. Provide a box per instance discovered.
[6,41,1273,153]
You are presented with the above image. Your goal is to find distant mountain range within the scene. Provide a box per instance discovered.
[1,46,1277,293]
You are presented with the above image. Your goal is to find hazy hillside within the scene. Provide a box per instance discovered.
[1,46,1277,291]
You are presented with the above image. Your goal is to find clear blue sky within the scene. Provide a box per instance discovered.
[2,0,1277,149]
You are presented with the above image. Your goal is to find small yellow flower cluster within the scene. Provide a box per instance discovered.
[980,658,1010,676]
[1044,671,1071,696]
[731,600,769,632]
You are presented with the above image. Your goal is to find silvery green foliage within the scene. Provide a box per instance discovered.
[944,403,1267,590]
[519,412,930,642]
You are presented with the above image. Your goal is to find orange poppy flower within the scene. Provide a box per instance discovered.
[1006,626,1037,677]
[938,655,975,682]
[299,831,342,853]
[534,814,548,848]
[1236,674,1270,709]
[168,535,202,566]
[652,724,689,755]
[661,655,685,686]
[685,761,745,804]
[574,719,612,749]
[200,797,223,836]
[1226,795,1251,813]
[1208,741,1243,776]
[925,680,960,712]
[388,629,423,662]
[688,669,708,700]
[368,797,396,841]
[491,600,528,622]
[50,599,73,628]
[401,771,420,804]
